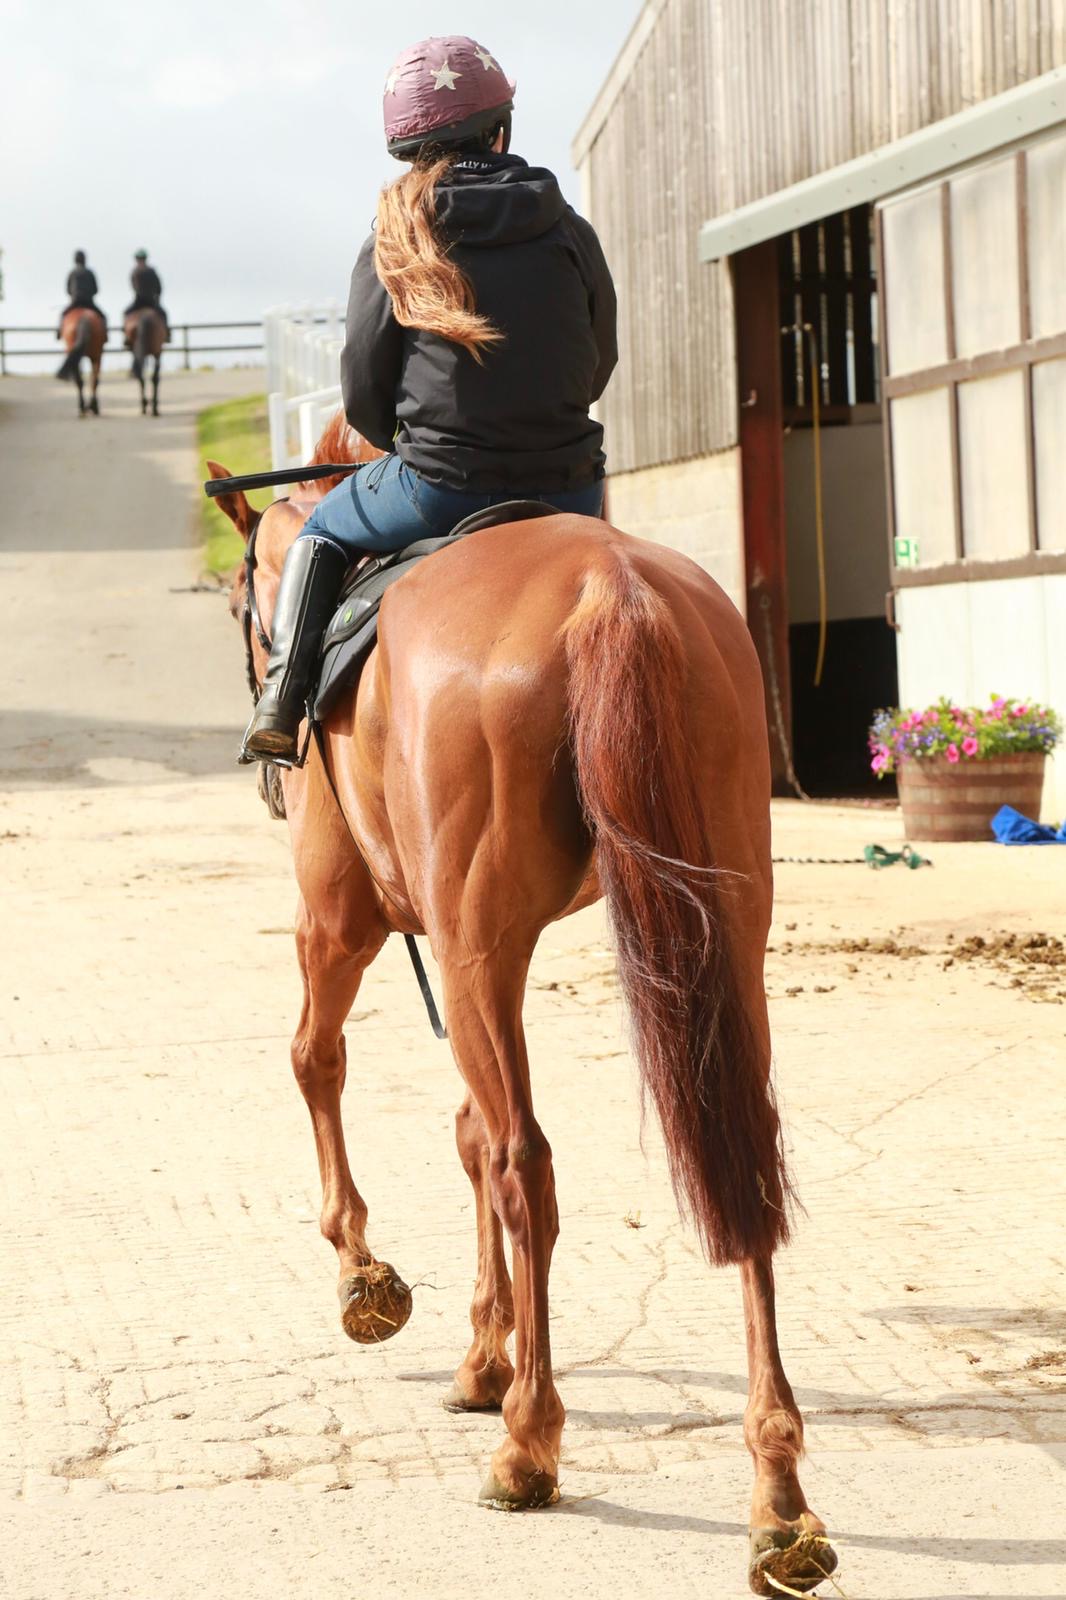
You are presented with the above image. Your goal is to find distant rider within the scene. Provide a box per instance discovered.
[124,249,171,343]
[56,251,108,339]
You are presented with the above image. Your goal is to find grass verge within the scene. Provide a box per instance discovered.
[197,393,277,576]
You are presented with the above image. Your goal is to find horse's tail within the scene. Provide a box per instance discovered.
[56,314,92,382]
[562,550,792,1266]
[131,310,152,381]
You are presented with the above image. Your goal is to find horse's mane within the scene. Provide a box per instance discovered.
[297,410,383,496]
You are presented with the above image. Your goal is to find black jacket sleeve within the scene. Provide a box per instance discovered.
[67,271,76,296]
[566,210,618,403]
[340,236,405,450]
[87,269,98,297]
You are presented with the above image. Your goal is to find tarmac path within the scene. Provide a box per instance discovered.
[1,370,1064,1599]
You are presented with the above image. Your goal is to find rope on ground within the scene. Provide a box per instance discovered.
[772,843,932,870]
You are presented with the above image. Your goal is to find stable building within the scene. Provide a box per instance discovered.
[574,2,1066,815]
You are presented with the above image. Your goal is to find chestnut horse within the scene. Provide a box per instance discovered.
[56,308,105,416]
[126,308,164,416]
[208,417,836,1595]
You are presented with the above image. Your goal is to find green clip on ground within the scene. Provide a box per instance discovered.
[863,843,931,870]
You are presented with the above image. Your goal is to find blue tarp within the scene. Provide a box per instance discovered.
[991,804,1066,845]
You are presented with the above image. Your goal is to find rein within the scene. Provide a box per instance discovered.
[240,513,273,704]
[237,518,446,1041]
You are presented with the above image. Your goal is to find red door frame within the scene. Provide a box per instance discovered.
[732,239,791,792]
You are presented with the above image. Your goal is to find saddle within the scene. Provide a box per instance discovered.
[311,499,557,721]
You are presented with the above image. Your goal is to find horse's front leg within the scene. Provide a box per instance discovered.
[443,1092,515,1413]
[743,1255,838,1594]
[292,889,411,1345]
[440,948,564,1509]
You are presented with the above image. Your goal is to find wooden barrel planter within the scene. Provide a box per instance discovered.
[897,753,1046,842]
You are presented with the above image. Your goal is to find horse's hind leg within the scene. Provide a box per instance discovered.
[89,361,100,415]
[443,1092,515,1413]
[151,355,160,416]
[440,946,563,1509]
[743,1255,836,1594]
[291,889,411,1345]
[74,366,85,416]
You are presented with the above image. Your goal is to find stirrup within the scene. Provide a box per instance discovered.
[238,703,315,770]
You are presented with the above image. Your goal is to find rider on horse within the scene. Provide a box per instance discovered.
[124,250,171,343]
[241,34,618,764]
[56,251,108,339]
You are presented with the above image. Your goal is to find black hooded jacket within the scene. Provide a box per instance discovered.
[341,154,617,492]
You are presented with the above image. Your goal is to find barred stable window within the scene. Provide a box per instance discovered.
[777,207,878,418]
[878,130,1066,583]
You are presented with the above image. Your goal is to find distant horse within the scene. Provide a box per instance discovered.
[56,309,105,416]
[207,414,837,1596]
[126,308,164,416]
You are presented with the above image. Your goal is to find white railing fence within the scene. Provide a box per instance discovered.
[262,304,345,473]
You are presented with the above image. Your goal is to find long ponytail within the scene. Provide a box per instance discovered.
[374,157,503,363]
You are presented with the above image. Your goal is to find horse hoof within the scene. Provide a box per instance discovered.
[749,1528,839,1596]
[443,1390,502,1414]
[442,1373,511,1414]
[338,1262,412,1345]
[478,1465,559,1512]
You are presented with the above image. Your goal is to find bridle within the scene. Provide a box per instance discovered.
[239,511,274,705]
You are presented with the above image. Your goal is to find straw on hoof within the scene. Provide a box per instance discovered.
[749,1529,840,1597]
[338,1261,413,1345]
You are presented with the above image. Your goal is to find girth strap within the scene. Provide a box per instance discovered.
[310,723,447,1040]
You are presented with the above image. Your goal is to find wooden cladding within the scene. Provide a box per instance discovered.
[577,0,1066,476]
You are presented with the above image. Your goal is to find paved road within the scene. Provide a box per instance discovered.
[1,372,1064,1599]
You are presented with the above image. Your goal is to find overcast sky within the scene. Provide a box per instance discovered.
[1,0,643,338]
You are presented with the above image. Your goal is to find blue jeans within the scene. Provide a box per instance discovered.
[299,452,604,558]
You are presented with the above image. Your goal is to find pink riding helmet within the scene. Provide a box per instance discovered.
[383,36,515,158]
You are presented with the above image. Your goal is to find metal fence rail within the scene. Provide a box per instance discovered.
[0,321,264,375]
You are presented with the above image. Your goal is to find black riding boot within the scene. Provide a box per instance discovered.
[241,535,349,764]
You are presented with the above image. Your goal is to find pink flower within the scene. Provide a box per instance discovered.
[946,743,960,763]
[924,709,939,725]
[1013,704,1028,717]
[962,736,978,757]
[871,752,887,773]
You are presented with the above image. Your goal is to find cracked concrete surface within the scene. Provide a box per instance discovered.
[1,373,1064,1597]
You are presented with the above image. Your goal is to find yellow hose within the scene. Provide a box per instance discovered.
[806,324,828,688]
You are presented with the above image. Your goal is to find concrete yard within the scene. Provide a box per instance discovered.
[1,372,1064,1599]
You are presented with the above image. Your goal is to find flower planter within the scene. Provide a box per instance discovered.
[897,752,1046,843]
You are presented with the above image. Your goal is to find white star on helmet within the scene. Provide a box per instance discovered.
[473,46,497,71]
[432,60,461,92]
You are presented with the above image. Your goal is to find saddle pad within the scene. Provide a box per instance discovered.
[312,499,557,721]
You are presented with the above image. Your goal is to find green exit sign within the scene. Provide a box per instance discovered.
[894,536,920,569]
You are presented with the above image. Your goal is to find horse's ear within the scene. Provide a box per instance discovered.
[206,459,253,536]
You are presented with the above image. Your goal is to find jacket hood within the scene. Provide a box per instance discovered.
[434,153,566,247]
